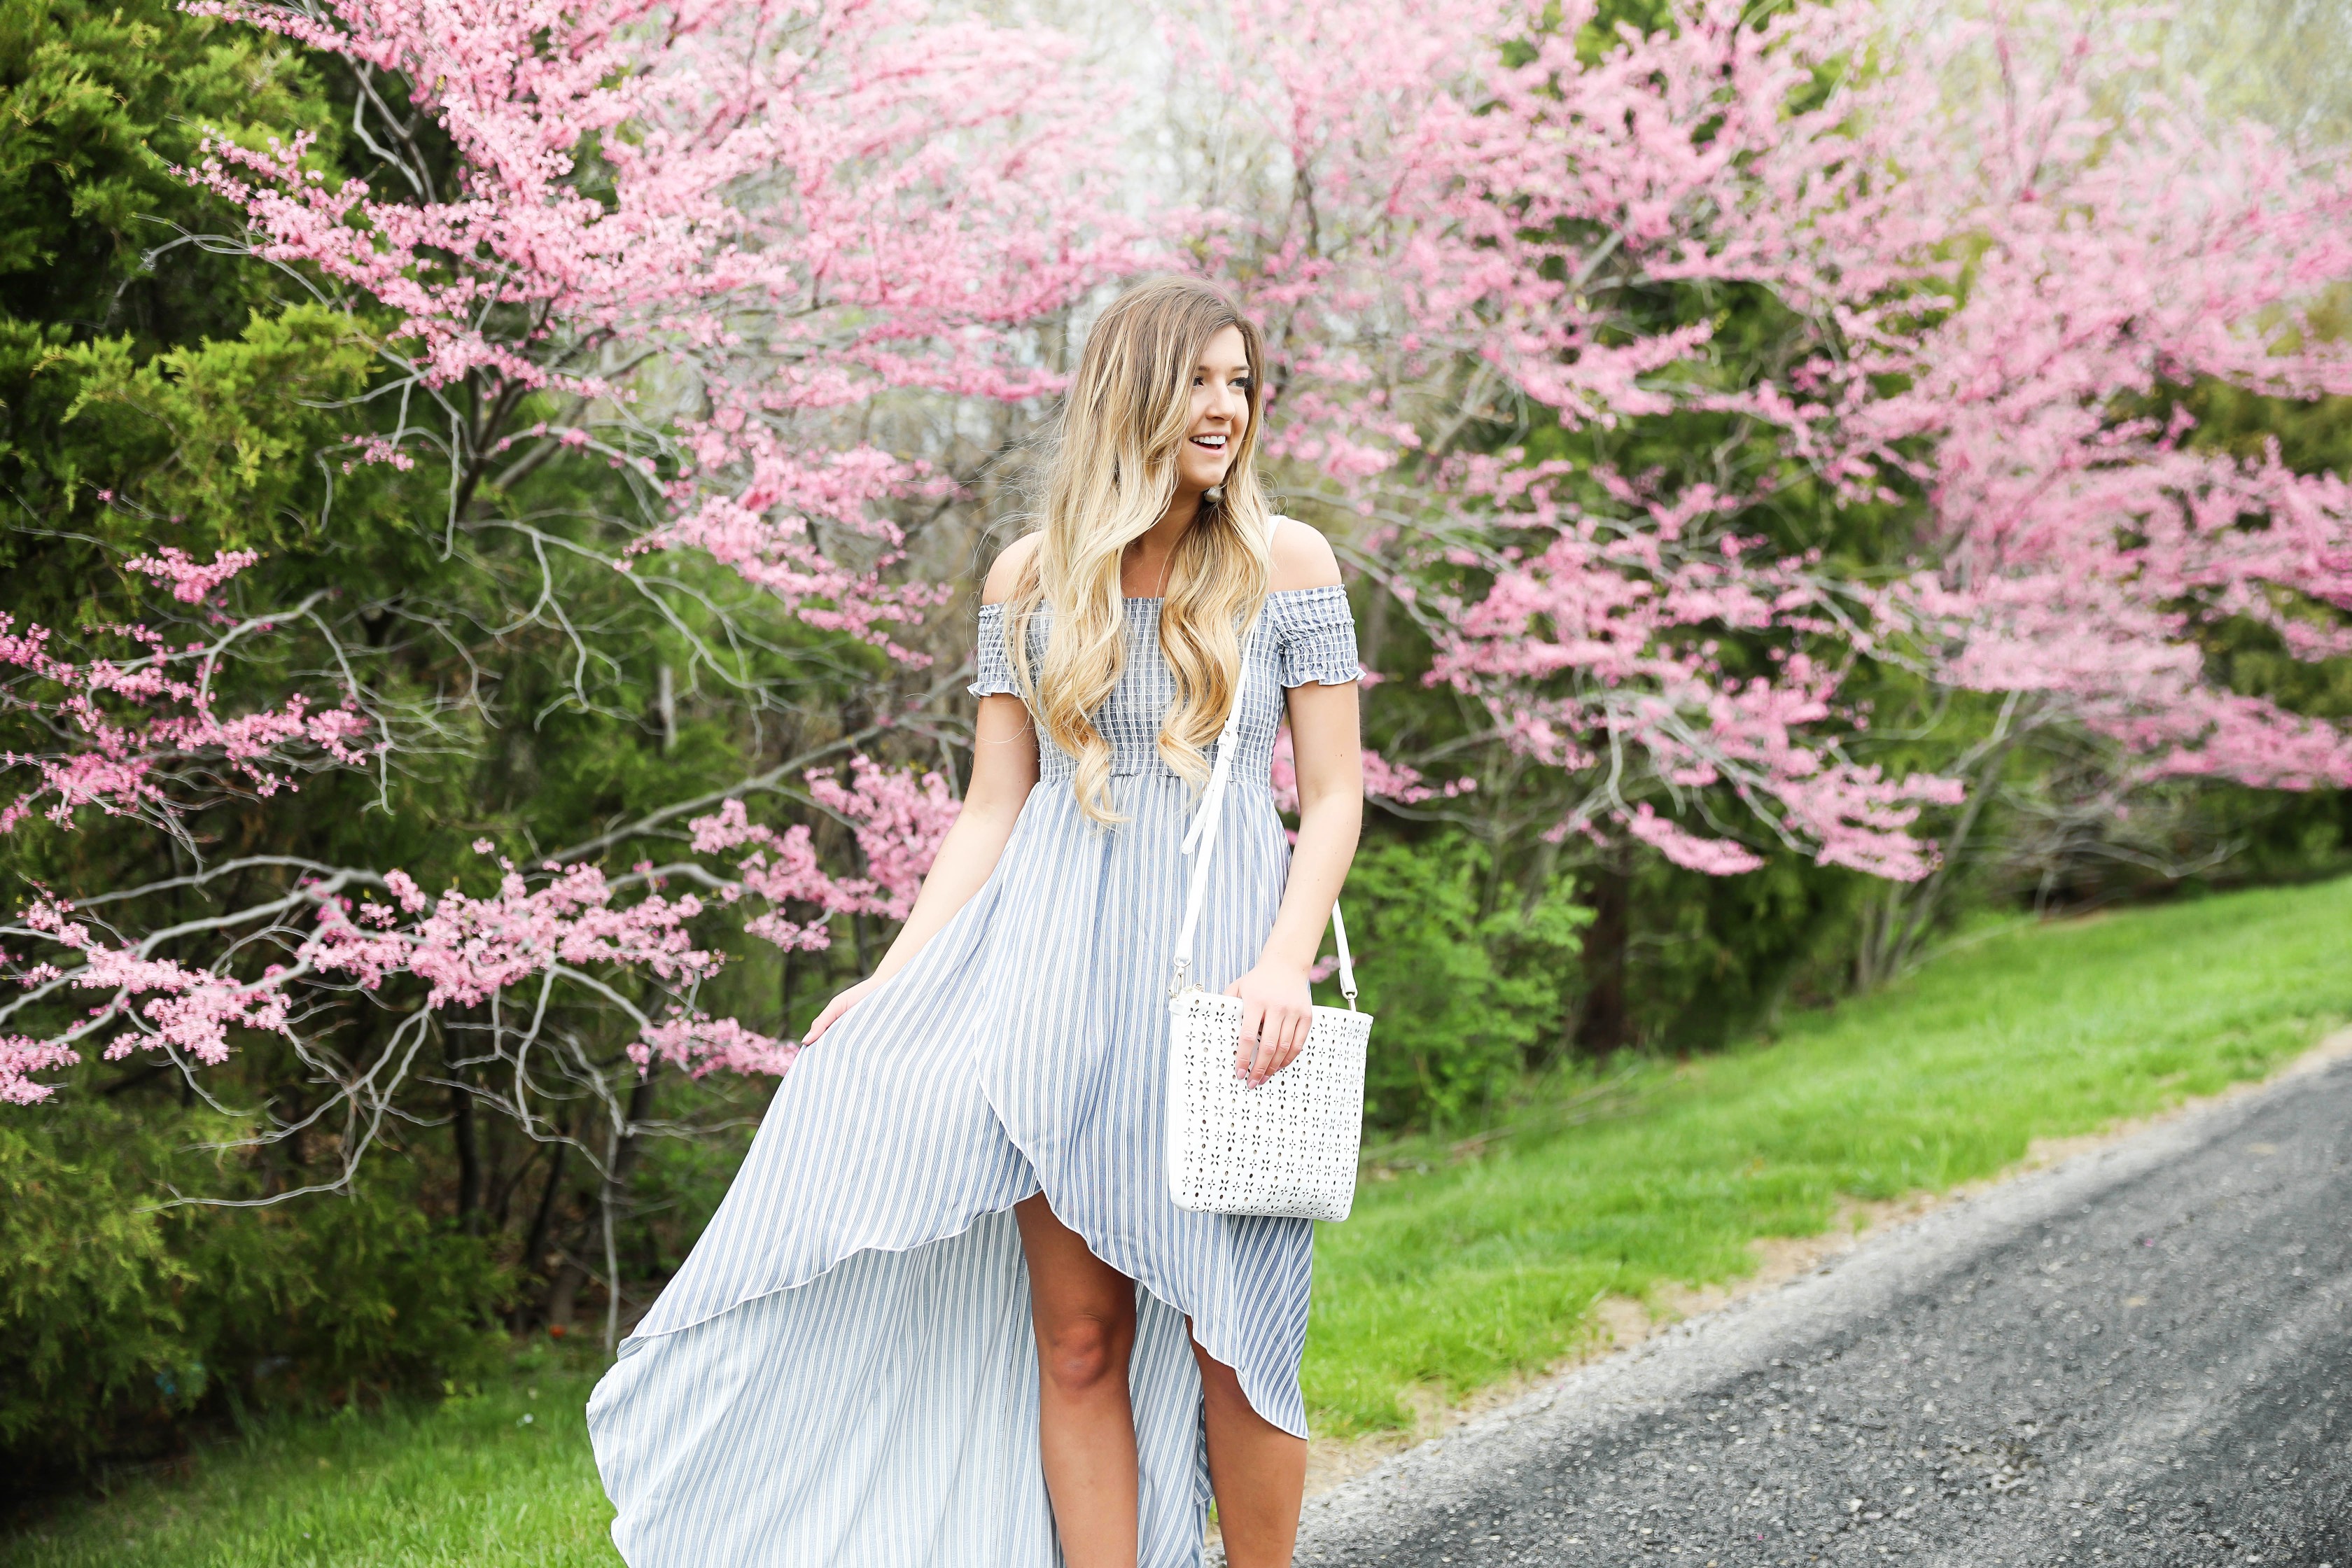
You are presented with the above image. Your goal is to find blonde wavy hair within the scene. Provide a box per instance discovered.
[1003,276,1273,825]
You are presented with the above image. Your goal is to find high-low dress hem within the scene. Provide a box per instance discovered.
[587,573,1359,1568]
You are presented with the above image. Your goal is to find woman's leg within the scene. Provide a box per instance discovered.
[1188,1331,1307,1568]
[1015,1193,1140,1567]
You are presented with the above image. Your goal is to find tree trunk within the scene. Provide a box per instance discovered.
[1575,860,1632,1054]
[521,1112,573,1289]
[778,945,794,1040]
[1852,706,2022,991]
[485,1112,518,1231]
[595,1065,664,1352]
[444,1023,483,1235]
[544,1252,587,1331]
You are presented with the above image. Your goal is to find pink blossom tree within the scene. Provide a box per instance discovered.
[1835,4,2352,972]
[1162,0,2349,930]
[0,0,1126,1343]
[7,0,2348,1251]
[1144,0,1974,888]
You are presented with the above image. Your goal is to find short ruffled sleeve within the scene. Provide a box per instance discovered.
[1268,584,1361,688]
[969,603,1022,699]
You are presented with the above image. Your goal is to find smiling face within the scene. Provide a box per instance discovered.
[1174,323,1253,498]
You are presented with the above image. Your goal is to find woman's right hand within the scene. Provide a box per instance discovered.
[802,976,881,1045]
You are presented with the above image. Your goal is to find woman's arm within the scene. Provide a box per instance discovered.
[1224,679,1362,1084]
[1225,519,1364,1086]
[803,545,1043,1043]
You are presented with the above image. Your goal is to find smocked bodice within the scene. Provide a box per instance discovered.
[971,585,1359,790]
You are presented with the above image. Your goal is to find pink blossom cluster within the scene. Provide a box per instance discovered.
[1,897,297,1105]
[804,758,962,920]
[1413,475,1963,878]
[687,756,958,950]
[633,1013,799,1082]
[309,862,722,1007]
[0,552,374,833]
[0,858,749,1105]
[690,801,846,953]
[0,1036,80,1107]
[126,547,262,603]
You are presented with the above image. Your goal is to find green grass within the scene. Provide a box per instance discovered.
[2,1345,617,1567]
[1306,877,2352,1432]
[9,877,2351,1562]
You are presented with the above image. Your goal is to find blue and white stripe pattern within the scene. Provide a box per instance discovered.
[587,573,1359,1567]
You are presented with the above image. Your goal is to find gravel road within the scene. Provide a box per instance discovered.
[1291,1044,2351,1568]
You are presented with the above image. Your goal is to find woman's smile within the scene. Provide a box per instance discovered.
[1176,322,1252,493]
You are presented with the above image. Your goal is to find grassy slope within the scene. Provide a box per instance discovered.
[1306,878,2352,1431]
[9,877,2349,1563]
[3,1350,615,1568]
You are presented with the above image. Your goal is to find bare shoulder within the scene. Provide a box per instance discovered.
[1266,515,1342,592]
[981,533,1043,606]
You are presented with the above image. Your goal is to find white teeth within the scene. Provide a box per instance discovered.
[1194,435,1226,447]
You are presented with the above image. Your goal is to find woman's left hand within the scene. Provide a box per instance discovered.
[1224,960,1313,1086]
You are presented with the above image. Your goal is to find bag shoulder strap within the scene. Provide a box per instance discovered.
[1170,611,1358,1009]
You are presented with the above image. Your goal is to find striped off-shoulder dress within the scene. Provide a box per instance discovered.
[586,558,1361,1567]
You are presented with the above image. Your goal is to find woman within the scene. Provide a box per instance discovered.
[588,275,1364,1568]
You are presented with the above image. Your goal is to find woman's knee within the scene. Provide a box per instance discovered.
[1036,1306,1133,1396]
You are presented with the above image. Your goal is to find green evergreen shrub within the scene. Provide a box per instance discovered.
[0,1105,505,1486]
[1333,832,1588,1128]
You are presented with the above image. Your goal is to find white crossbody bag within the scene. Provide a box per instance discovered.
[1165,622,1373,1223]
